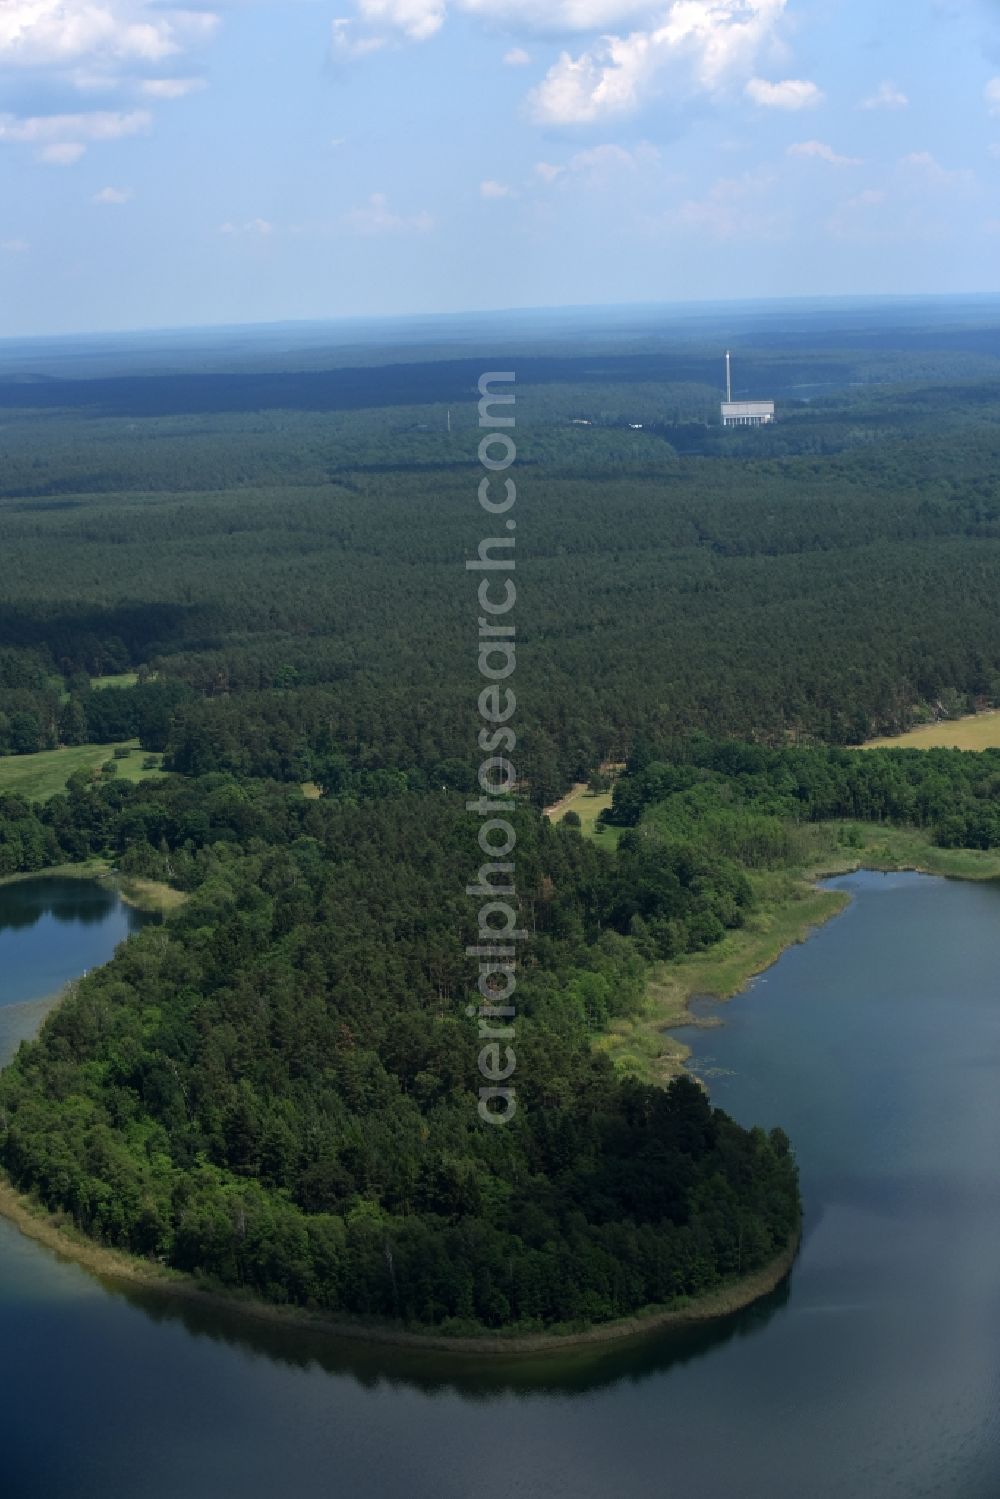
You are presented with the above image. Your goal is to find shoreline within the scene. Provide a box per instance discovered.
[0,860,111,888]
[0,860,184,915]
[598,875,851,1084]
[0,847,802,1358]
[2,827,985,1359]
[596,821,1000,1086]
[0,1174,799,1356]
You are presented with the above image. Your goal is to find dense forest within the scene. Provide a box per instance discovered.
[4,313,1000,1332]
[0,774,797,1329]
[4,367,1000,793]
[610,736,1000,847]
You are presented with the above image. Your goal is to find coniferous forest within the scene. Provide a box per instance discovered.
[4,308,1000,1332]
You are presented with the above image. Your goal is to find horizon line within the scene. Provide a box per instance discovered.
[3,289,1000,348]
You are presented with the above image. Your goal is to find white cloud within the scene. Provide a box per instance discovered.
[356,0,445,42]
[900,150,937,173]
[66,67,120,92]
[860,80,907,110]
[343,192,433,234]
[530,0,790,126]
[470,0,647,21]
[845,188,884,208]
[674,169,782,239]
[93,184,131,203]
[348,0,681,40]
[535,140,657,189]
[0,3,215,172]
[987,78,1000,116]
[480,178,513,197]
[531,46,641,125]
[39,141,86,163]
[220,218,274,237]
[787,140,861,167]
[331,18,386,58]
[746,76,822,109]
[140,76,204,99]
[0,2,218,72]
[827,155,978,243]
[0,108,151,143]
[1,237,30,252]
[0,107,149,164]
[572,141,642,170]
[827,187,888,240]
[900,150,974,188]
[336,0,800,126]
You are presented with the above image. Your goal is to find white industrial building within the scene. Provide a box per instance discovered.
[722,399,775,426]
[720,351,774,427]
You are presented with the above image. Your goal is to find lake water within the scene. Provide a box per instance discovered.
[1,870,998,1499]
[0,876,151,1056]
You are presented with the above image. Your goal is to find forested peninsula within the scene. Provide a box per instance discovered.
[0,776,800,1333]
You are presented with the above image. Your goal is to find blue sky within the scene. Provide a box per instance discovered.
[2,0,1000,335]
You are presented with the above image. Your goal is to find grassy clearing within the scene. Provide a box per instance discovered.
[90,672,140,691]
[116,875,187,913]
[544,784,619,851]
[862,710,1000,751]
[0,741,170,801]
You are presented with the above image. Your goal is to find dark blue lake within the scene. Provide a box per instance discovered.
[0,876,150,1058]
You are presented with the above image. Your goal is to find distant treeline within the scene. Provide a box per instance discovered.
[0,352,849,417]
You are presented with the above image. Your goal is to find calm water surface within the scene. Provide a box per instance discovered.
[0,876,150,1055]
[1,870,998,1499]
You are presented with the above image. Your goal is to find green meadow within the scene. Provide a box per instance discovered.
[0,742,169,802]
